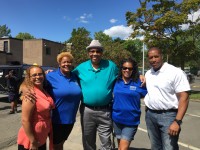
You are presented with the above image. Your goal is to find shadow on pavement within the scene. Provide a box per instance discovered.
[0,106,10,111]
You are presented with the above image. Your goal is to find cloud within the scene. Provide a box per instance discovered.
[180,9,200,30]
[110,19,118,24]
[188,9,200,22]
[103,25,133,39]
[77,13,93,23]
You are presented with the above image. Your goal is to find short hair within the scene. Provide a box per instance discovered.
[57,52,74,63]
[147,47,162,56]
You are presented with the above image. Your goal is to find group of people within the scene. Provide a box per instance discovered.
[16,40,190,150]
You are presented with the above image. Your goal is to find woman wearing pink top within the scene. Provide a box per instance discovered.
[17,65,55,150]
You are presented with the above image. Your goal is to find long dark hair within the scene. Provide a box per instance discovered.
[117,58,139,82]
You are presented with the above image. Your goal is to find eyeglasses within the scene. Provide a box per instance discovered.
[89,50,102,54]
[30,73,44,78]
[122,67,133,71]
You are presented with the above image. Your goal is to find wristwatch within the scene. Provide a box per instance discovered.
[174,119,182,126]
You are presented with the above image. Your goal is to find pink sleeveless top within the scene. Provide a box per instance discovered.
[17,87,55,150]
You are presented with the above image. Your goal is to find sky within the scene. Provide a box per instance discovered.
[0,0,141,43]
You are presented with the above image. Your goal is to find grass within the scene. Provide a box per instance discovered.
[189,90,200,100]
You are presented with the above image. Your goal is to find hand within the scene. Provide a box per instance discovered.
[30,140,39,150]
[20,86,36,102]
[168,121,180,136]
[139,75,146,87]
[45,69,53,74]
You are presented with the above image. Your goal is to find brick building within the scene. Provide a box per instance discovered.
[0,37,65,67]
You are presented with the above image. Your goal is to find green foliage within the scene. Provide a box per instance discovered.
[122,39,143,65]
[126,0,200,69]
[94,31,135,67]
[0,24,11,37]
[15,32,35,40]
[67,27,92,66]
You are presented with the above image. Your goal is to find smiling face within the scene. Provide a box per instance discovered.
[30,67,44,88]
[122,62,133,80]
[88,48,103,65]
[148,48,163,72]
[59,56,73,75]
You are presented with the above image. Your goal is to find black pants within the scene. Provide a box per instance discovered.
[18,143,46,150]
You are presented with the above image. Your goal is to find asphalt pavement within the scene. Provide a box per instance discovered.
[0,76,200,150]
[0,93,151,150]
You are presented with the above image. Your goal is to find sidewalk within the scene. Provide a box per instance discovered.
[1,97,150,150]
[0,95,21,150]
[3,113,151,150]
[2,92,200,150]
[0,94,83,150]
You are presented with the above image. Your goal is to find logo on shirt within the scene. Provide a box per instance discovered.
[130,86,136,91]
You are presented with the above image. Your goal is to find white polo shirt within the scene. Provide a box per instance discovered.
[144,62,191,110]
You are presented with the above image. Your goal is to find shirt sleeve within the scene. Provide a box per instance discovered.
[173,70,191,93]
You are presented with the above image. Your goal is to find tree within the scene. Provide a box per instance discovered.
[126,0,200,69]
[94,31,132,67]
[0,24,11,37]
[122,39,143,64]
[67,27,92,65]
[15,32,35,40]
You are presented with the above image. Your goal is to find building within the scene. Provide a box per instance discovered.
[0,37,65,67]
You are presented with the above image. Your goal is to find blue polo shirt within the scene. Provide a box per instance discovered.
[112,78,147,126]
[73,59,118,106]
[46,68,82,124]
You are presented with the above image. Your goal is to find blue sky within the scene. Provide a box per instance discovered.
[0,0,141,42]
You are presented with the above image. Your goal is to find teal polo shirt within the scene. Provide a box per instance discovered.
[73,59,118,106]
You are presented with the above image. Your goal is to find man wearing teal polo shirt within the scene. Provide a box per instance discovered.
[73,40,118,150]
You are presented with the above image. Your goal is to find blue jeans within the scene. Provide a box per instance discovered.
[113,122,138,142]
[145,109,179,150]
[80,104,112,150]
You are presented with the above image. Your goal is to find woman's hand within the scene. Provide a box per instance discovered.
[20,84,36,102]
[30,140,39,150]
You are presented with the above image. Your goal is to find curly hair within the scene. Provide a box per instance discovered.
[57,52,74,64]
[20,65,46,90]
[117,58,139,82]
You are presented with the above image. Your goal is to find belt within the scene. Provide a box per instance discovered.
[83,103,111,110]
[147,107,178,113]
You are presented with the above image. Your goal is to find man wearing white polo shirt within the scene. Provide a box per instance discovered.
[144,47,190,150]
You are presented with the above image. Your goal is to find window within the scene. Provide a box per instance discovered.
[3,41,8,52]
[46,47,51,55]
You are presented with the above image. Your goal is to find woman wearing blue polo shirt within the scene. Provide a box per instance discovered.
[112,58,147,150]
[46,52,82,150]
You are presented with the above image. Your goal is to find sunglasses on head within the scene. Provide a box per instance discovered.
[122,67,133,71]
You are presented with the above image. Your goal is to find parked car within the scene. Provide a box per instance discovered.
[0,64,56,91]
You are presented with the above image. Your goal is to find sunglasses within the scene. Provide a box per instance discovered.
[122,67,133,71]
[30,73,44,78]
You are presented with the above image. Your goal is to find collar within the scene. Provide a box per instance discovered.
[119,77,133,85]
[57,68,72,79]
[150,62,167,73]
[88,60,106,72]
